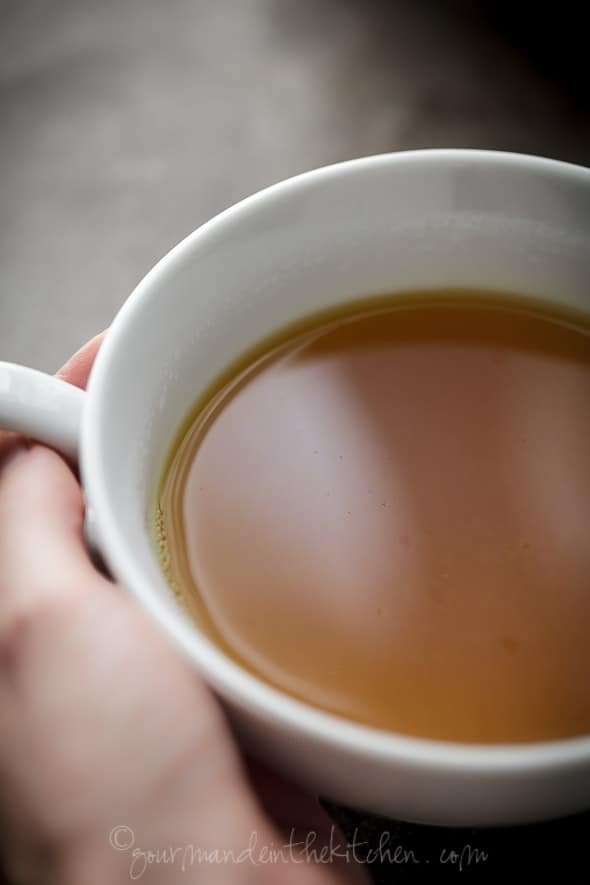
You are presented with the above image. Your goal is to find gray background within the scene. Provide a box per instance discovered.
[1,0,588,371]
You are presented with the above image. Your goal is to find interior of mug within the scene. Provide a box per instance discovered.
[83,150,590,747]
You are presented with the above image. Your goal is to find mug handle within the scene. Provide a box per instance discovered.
[0,361,108,569]
[0,362,84,461]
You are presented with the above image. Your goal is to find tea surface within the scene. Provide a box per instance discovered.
[155,293,590,743]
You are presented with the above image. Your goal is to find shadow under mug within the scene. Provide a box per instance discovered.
[1,150,589,826]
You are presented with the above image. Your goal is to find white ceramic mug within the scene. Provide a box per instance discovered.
[1,150,589,827]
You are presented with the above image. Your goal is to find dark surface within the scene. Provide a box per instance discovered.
[325,802,590,881]
[1,1,589,881]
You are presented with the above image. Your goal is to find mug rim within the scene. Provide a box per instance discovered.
[83,148,590,774]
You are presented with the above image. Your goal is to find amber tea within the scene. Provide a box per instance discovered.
[154,292,590,744]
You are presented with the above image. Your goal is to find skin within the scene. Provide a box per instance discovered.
[0,334,367,885]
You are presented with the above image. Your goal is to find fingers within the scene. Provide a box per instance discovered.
[0,328,109,683]
[56,329,107,389]
[0,446,102,627]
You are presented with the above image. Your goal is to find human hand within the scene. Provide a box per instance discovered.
[0,334,367,885]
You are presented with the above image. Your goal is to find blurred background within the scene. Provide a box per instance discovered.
[1,0,588,371]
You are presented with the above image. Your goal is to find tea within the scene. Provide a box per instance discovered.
[154,292,590,743]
